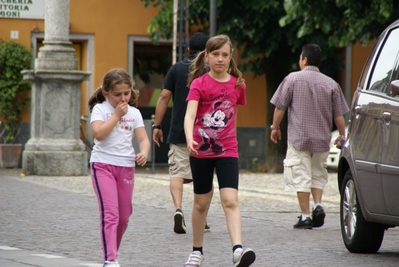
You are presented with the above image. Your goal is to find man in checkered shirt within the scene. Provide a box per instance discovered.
[270,43,349,230]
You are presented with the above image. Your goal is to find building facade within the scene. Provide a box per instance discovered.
[0,0,370,168]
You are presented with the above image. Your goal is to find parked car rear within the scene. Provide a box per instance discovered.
[338,19,399,253]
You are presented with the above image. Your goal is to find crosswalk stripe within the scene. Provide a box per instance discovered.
[0,245,101,266]
[31,253,65,259]
[0,246,21,250]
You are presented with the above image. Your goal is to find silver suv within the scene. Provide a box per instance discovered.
[338,19,399,253]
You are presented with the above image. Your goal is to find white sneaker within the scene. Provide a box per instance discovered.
[184,251,204,267]
[103,259,120,267]
[233,248,256,267]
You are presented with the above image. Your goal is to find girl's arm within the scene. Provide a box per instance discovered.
[134,126,150,166]
[91,102,127,141]
[184,100,199,156]
[91,114,120,141]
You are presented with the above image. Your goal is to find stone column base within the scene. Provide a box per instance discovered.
[23,151,88,176]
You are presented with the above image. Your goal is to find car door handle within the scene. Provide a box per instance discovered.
[383,112,391,124]
[355,106,362,114]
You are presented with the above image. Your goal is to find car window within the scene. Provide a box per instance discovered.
[367,27,399,93]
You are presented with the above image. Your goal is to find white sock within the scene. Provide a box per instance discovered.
[313,203,322,210]
[301,214,310,220]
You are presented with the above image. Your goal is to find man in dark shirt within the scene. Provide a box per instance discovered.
[152,32,212,234]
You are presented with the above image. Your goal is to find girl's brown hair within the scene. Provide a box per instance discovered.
[187,34,243,88]
[88,68,139,112]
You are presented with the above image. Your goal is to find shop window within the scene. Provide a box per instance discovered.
[133,43,173,107]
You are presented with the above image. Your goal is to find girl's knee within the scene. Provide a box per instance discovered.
[119,217,130,227]
[194,202,210,213]
[119,210,133,225]
[221,198,238,209]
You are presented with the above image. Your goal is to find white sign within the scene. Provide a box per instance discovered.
[0,0,45,19]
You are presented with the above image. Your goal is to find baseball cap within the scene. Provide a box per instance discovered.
[189,32,208,54]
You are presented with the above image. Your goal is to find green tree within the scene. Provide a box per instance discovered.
[280,0,399,47]
[141,0,399,172]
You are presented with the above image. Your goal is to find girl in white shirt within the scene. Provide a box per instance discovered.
[88,68,150,267]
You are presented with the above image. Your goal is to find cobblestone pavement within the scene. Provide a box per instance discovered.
[1,167,399,266]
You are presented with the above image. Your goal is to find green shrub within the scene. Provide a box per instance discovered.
[0,39,32,143]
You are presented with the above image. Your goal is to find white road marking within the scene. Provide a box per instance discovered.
[31,254,65,259]
[0,246,21,250]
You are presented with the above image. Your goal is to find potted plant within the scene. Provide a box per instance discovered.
[0,39,32,168]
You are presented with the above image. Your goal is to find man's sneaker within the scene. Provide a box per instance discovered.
[103,259,120,267]
[312,205,326,227]
[174,209,186,234]
[184,251,204,267]
[233,248,256,267]
[204,223,211,232]
[293,216,312,229]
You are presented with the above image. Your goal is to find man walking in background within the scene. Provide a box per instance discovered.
[152,32,212,234]
[270,43,349,229]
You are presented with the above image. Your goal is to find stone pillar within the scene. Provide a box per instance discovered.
[22,0,90,176]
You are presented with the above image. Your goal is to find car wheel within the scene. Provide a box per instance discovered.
[340,169,385,253]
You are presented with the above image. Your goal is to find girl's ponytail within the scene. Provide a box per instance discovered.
[88,87,105,112]
[229,58,244,88]
[187,51,207,87]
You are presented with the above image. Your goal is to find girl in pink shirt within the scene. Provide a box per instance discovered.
[183,34,256,267]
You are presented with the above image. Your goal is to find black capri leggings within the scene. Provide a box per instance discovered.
[189,157,239,194]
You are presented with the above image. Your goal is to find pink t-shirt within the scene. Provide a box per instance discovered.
[186,73,246,158]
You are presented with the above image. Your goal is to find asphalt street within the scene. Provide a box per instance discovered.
[1,167,399,267]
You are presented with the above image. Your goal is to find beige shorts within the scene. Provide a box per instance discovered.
[283,142,329,192]
[168,143,192,183]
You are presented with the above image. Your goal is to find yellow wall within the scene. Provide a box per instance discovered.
[0,0,160,123]
[239,72,266,127]
[0,19,44,46]
[351,41,375,96]
[68,0,161,96]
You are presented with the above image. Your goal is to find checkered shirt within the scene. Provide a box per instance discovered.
[270,66,349,152]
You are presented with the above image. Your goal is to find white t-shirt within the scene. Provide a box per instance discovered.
[90,100,144,167]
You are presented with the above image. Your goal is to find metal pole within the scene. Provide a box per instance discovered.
[185,0,189,47]
[178,0,184,61]
[172,0,178,64]
[210,0,216,37]
[151,114,155,174]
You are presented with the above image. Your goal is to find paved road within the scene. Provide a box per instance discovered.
[1,167,399,267]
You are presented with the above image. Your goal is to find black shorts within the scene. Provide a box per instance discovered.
[189,157,239,194]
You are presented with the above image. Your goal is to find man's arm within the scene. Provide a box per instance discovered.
[153,89,172,147]
[333,115,346,147]
[270,107,285,144]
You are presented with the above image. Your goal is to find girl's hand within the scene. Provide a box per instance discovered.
[115,102,128,118]
[187,140,198,156]
[136,152,148,166]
